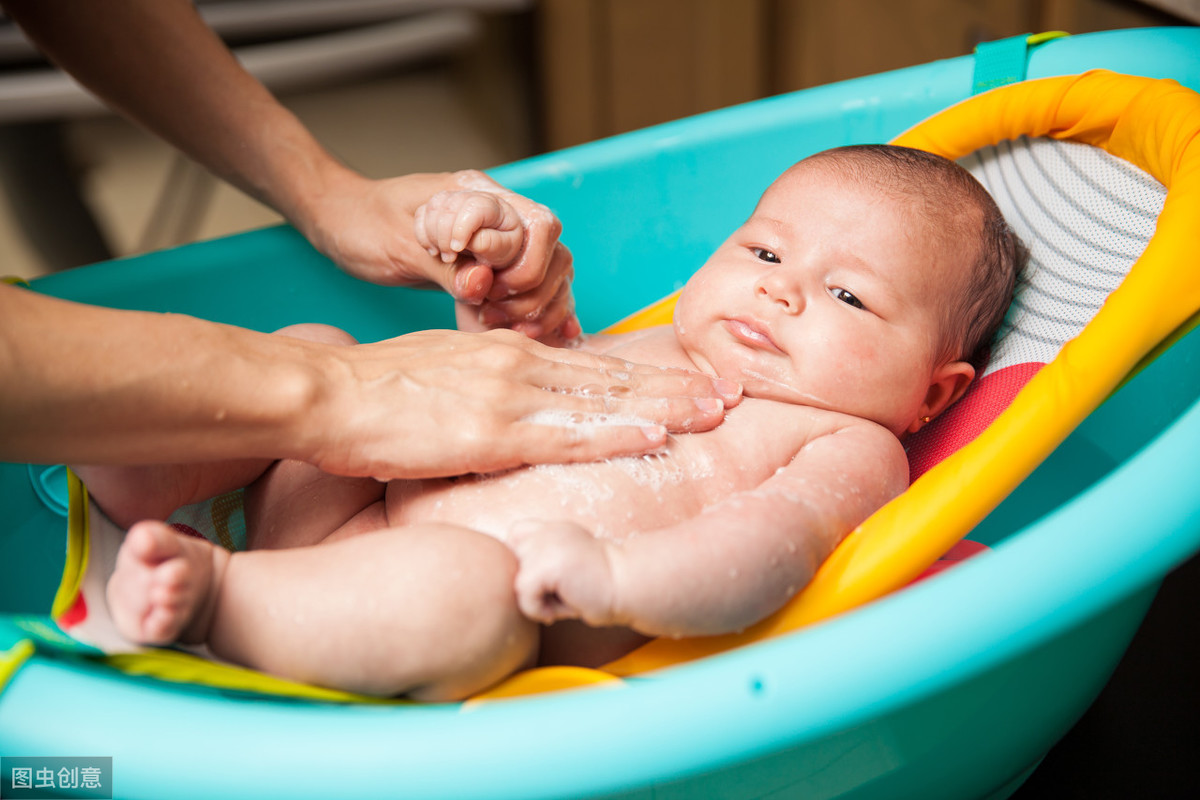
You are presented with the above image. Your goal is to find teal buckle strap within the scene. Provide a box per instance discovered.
[972,32,1070,95]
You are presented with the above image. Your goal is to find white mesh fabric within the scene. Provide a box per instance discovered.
[960,136,1167,378]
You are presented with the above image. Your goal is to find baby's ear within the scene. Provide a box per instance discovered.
[908,360,975,434]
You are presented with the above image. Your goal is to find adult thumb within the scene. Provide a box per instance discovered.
[431,259,494,305]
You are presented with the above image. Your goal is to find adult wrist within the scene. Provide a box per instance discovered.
[268,338,348,468]
[272,156,364,244]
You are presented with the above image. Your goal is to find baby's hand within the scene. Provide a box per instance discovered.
[414,190,524,268]
[508,520,619,627]
[416,182,580,343]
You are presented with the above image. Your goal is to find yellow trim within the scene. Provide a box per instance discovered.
[603,289,681,334]
[1027,31,1069,47]
[464,666,624,706]
[0,639,36,692]
[104,649,406,705]
[2,276,31,288]
[51,470,90,619]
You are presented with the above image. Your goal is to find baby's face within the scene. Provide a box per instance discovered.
[674,162,969,436]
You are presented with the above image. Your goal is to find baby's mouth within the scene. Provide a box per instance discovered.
[725,318,783,353]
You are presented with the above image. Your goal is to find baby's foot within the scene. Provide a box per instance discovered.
[106,521,229,646]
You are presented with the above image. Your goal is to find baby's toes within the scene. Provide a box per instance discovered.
[142,558,195,642]
[123,520,185,566]
[140,601,183,645]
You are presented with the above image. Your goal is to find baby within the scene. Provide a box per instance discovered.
[77,145,1025,701]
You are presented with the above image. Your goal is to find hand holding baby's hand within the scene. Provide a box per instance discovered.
[414,183,579,343]
[508,520,619,627]
[414,190,524,268]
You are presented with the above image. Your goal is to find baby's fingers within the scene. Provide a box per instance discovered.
[508,521,595,624]
[414,191,479,262]
[452,195,521,263]
[466,225,523,268]
[514,567,573,625]
[414,200,437,257]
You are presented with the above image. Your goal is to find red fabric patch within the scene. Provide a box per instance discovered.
[906,362,1045,482]
[170,522,205,540]
[57,592,88,628]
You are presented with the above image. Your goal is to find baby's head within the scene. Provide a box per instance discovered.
[803,145,1025,373]
[674,144,1027,436]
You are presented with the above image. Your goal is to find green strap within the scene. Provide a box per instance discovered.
[972,31,1070,95]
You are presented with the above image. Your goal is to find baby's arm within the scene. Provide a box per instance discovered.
[511,421,908,637]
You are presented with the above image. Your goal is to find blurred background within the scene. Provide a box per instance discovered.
[0,0,1194,282]
[1,2,1198,797]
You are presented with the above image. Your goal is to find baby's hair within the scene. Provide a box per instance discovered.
[802,144,1029,371]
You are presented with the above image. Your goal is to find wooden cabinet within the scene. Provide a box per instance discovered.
[771,0,1035,92]
[536,0,1194,150]
[537,0,766,150]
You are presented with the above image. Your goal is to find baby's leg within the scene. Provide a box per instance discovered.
[75,459,271,531]
[211,523,538,700]
[108,519,537,701]
[243,459,386,550]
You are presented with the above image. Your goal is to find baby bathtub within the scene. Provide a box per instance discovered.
[3,26,1200,800]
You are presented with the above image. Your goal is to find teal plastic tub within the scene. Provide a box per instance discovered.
[3,27,1200,799]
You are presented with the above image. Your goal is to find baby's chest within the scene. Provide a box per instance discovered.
[388,400,819,540]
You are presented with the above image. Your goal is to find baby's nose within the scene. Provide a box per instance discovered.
[755,272,804,314]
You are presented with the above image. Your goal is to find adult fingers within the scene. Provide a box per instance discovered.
[474,243,573,331]
[506,336,742,409]
[472,261,574,339]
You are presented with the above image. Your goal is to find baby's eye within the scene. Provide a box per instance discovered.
[752,248,780,263]
[831,288,864,309]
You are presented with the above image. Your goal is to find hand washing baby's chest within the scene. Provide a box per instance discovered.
[385,398,819,542]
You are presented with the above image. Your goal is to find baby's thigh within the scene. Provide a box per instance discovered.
[244,460,386,549]
[243,324,373,547]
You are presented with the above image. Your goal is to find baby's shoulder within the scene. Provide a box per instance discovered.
[793,413,909,493]
[579,327,699,370]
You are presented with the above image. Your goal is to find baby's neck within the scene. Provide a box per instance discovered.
[585,325,709,377]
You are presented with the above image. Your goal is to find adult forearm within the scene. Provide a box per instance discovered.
[0,285,323,466]
[3,286,736,478]
[4,0,349,229]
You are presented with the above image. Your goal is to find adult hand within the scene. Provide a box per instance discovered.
[296,169,578,340]
[5,1,575,338]
[0,289,739,478]
[302,328,741,480]
[412,188,577,342]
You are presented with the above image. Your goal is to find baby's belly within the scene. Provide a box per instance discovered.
[385,440,755,543]
[385,397,815,542]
